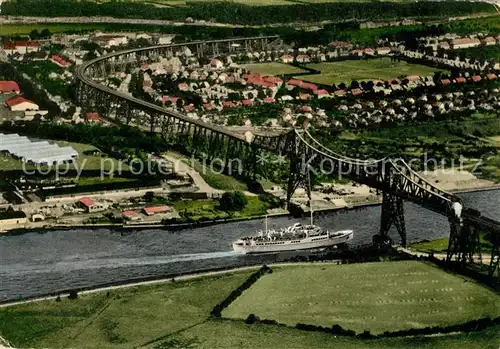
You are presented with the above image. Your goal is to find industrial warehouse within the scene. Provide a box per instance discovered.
[0,133,78,165]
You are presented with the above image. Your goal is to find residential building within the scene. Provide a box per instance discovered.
[122,210,141,221]
[482,37,496,46]
[0,81,20,94]
[78,197,107,213]
[2,41,40,55]
[451,38,481,49]
[376,47,391,55]
[50,55,72,68]
[86,112,102,124]
[295,55,310,63]
[5,96,39,111]
[143,206,171,216]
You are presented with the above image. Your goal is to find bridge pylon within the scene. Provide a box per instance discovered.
[446,218,480,265]
[377,191,407,247]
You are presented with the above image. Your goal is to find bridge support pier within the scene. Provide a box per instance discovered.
[377,192,407,247]
[447,219,480,265]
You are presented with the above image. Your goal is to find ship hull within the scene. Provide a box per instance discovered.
[233,230,353,254]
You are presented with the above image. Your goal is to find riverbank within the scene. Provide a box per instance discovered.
[2,182,499,236]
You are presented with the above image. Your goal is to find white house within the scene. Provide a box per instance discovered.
[5,96,39,111]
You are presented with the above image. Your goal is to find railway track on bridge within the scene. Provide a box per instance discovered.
[74,36,500,276]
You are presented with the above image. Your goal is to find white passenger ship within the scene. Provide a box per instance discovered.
[232,220,353,254]
[233,170,353,254]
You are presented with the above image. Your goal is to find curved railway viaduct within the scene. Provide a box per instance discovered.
[74,36,500,276]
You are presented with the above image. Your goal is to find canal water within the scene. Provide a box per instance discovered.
[0,189,498,301]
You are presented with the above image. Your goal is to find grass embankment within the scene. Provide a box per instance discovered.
[166,151,247,191]
[173,197,270,220]
[223,261,500,334]
[1,262,499,349]
[410,236,494,255]
[302,58,446,85]
[0,271,254,348]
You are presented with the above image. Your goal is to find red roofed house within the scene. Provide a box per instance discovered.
[287,79,303,87]
[301,82,318,92]
[143,205,171,216]
[280,55,294,63]
[334,90,346,97]
[295,55,311,63]
[78,197,106,213]
[122,210,141,221]
[178,83,189,91]
[455,77,466,84]
[471,75,482,82]
[263,76,283,85]
[86,112,102,124]
[351,49,365,57]
[328,41,353,49]
[2,40,40,55]
[299,105,312,112]
[351,88,363,96]
[487,73,497,80]
[223,101,236,108]
[242,99,253,106]
[50,55,71,68]
[203,103,213,110]
[0,81,20,94]
[183,105,195,112]
[314,89,329,98]
[441,79,451,85]
[364,48,375,56]
[263,97,275,103]
[299,93,311,101]
[5,96,39,111]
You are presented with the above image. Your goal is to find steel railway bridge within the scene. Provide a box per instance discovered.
[74,36,500,276]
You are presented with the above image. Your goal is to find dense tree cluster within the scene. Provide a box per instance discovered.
[218,191,248,211]
[1,0,494,25]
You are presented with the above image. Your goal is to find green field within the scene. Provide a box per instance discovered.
[144,321,500,349]
[1,264,499,349]
[301,58,444,85]
[242,63,306,76]
[166,151,248,191]
[223,261,500,334]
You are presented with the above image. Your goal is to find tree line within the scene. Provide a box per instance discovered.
[1,0,494,25]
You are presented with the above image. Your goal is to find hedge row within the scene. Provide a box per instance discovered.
[243,315,500,339]
[211,265,272,317]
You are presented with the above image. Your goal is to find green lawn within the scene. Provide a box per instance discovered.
[173,196,270,220]
[166,151,247,191]
[1,263,499,349]
[242,63,306,76]
[0,271,254,349]
[146,320,500,349]
[410,237,494,255]
[223,261,500,334]
[301,58,445,85]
